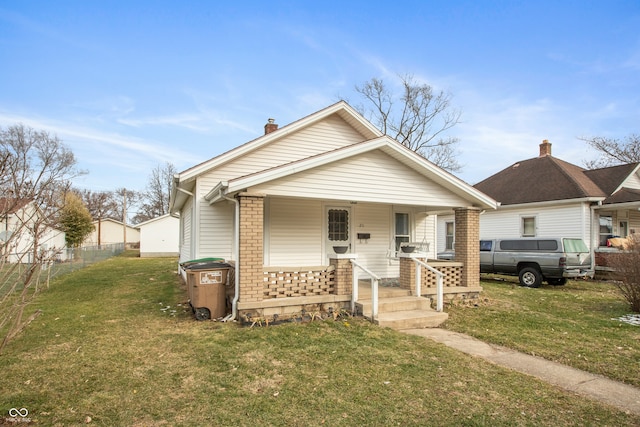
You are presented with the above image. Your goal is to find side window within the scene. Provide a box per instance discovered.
[445,222,454,250]
[500,240,538,251]
[538,240,558,250]
[480,240,492,251]
[395,212,410,252]
[522,216,536,237]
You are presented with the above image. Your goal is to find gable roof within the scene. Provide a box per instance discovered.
[177,101,382,183]
[205,135,498,210]
[583,163,640,195]
[474,156,606,205]
[475,148,640,206]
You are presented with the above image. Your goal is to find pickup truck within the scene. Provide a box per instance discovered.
[479,238,594,287]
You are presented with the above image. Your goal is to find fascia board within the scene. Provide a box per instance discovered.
[496,197,605,210]
[204,181,229,204]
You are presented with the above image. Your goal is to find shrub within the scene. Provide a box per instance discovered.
[609,235,640,312]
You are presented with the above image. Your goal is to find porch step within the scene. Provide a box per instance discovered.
[376,310,449,330]
[358,295,431,315]
[356,295,448,330]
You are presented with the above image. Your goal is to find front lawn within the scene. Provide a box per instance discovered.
[1,257,639,426]
[445,276,640,387]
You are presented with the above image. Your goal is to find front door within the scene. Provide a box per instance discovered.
[325,206,351,256]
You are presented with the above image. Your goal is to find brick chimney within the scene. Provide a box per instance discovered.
[264,118,278,135]
[539,139,552,157]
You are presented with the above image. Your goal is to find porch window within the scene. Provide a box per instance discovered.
[522,216,536,237]
[445,222,454,250]
[395,212,410,252]
[599,215,613,246]
[328,209,349,241]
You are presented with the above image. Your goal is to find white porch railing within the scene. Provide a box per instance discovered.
[412,258,444,312]
[350,259,381,321]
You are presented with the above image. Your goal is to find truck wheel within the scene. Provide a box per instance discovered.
[519,267,542,288]
[194,307,211,321]
[547,278,567,286]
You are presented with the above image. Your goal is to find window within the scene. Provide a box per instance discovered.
[328,209,349,241]
[445,222,454,250]
[599,215,613,247]
[522,216,536,237]
[480,240,492,251]
[394,212,410,252]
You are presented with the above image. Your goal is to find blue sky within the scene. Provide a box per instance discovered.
[1,1,639,193]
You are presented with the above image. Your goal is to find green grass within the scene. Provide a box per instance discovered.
[1,257,639,426]
[445,276,640,387]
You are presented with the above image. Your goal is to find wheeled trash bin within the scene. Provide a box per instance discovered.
[183,261,232,320]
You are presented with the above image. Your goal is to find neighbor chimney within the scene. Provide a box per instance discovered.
[539,139,552,157]
[264,118,278,135]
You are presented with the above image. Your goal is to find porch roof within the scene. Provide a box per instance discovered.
[205,136,498,210]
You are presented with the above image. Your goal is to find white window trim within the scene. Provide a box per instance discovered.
[521,215,537,237]
[391,210,412,258]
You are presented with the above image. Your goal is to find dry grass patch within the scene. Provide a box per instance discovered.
[1,257,639,426]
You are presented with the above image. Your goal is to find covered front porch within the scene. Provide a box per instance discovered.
[235,192,483,327]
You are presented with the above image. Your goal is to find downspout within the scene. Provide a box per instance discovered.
[219,186,240,322]
[589,201,602,274]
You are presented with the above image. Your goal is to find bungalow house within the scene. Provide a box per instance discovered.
[0,198,67,263]
[84,218,140,248]
[438,140,640,275]
[170,101,497,326]
[136,214,179,258]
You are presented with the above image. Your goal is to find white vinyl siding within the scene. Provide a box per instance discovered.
[267,198,323,266]
[196,115,366,198]
[180,202,192,262]
[479,203,593,249]
[198,201,235,260]
[621,170,640,189]
[351,203,393,276]
[251,150,469,207]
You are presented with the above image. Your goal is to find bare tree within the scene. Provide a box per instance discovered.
[581,134,640,168]
[77,189,118,246]
[133,162,176,224]
[0,124,82,352]
[354,74,463,172]
[78,189,119,220]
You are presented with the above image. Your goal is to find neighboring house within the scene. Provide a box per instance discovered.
[438,140,640,273]
[136,214,179,258]
[84,218,140,247]
[0,198,67,263]
[170,101,497,321]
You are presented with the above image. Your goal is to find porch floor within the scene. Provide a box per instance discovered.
[355,282,448,329]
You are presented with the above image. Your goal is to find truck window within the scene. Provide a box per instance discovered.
[538,240,558,250]
[500,240,538,250]
[563,238,588,253]
[480,240,492,251]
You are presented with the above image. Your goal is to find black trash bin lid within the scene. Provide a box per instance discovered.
[185,261,231,270]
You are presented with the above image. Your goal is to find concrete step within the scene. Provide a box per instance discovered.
[357,286,410,299]
[357,296,431,316]
[375,310,449,330]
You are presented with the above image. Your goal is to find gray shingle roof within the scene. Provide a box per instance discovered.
[474,155,640,206]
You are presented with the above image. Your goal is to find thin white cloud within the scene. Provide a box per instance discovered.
[0,111,202,165]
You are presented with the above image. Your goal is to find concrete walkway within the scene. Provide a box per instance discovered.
[404,328,640,416]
